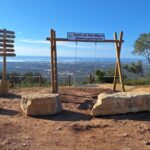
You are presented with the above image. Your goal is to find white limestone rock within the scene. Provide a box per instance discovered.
[21,93,62,116]
[91,92,150,116]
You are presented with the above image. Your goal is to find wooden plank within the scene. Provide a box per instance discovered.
[113,32,125,92]
[0,34,15,38]
[113,33,119,91]
[46,37,124,43]
[53,30,58,93]
[0,44,14,48]
[51,29,54,93]
[0,53,16,57]
[0,29,15,34]
[0,49,15,52]
[0,39,14,43]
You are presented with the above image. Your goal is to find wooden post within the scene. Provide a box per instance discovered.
[50,29,58,93]
[10,74,14,88]
[89,74,92,84]
[68,75,71,86]
[113,31,125,92]
[3,29,6,80]
[39,75,42,86]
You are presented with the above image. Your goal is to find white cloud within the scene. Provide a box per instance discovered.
[17,32,23,34]
[18,39,49,44]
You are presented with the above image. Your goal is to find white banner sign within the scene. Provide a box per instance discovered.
[67,32,105,41]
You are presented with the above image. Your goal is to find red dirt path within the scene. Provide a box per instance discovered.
[0,86,150,150]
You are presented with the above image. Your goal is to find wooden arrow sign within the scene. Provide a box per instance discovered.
[0,39,14,43]
[0,53,16,57]
[0,44,14,48]
[0,29,15,34]
[0,34,15,38]
[0,49,15,52]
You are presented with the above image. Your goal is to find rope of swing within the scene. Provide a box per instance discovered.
[94,42,97,75]
[74,41,78,85]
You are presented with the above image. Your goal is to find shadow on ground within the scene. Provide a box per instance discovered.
[0,108,19,116]
[97,111,150,121]
[0,93,21,100]
[34,109,92,121]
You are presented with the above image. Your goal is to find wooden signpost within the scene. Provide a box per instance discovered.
[0,29,16,95]
[47,29,125,93]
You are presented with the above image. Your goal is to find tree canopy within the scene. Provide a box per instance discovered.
[123,61,143,77]
[133,33,150,64]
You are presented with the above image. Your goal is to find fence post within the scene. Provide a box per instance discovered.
[39,75,42,86]
[68,75,71,86]
[10,74,14,88]
[89,74,92,84]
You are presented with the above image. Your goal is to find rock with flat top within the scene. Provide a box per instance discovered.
[91,92,150,116]
[21,93,62,116]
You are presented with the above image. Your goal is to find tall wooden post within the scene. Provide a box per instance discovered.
[3,29,6,80]
[50,29,58,93]
[113,31,125,92]
[0,29,16,95]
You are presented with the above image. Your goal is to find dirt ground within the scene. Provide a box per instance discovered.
[0,85,150,150]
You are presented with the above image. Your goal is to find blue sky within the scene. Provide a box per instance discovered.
[0,0,150,58]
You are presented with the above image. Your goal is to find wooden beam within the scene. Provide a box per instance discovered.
[113,33,119,91]
[0,35,15,38]
[0,39,14,43]
[0,53,16,57]
[46,37,124,43]
[51,29,55,93]
[53,30,58,93]
[0,49,14,52]
[0,44,14,48]
[50,29,58,93]
[113,32,125,92]
[0,29,15,34]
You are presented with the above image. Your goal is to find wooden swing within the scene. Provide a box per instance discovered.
[46,29,125,93]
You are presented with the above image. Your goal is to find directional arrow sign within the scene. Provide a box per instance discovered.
[0,53,16,57]
[0,44,14,48]
[0,49,15,52]
[0,39,14,43]
[0,29,15,34]
[0,34,15,38]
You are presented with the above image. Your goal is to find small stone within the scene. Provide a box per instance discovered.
[139,137,144,140]
[22,143,27,146]
[91,136,96,139]
[122,122,127,125]
[123,133,129,138]
[144,141,150,145]
[56,127,62,130]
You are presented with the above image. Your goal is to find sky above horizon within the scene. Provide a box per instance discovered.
[0,0,150,59]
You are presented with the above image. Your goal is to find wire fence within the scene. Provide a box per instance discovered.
[7,74,118,88]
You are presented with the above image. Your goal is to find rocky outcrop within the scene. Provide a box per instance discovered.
[91,92,150,116]
[21,93,62,116]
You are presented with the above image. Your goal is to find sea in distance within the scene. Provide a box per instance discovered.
[0,56,148,77]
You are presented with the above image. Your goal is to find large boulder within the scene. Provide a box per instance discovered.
[91,92,150,116]
[21,93,62,116]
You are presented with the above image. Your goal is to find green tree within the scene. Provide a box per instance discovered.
[123,61,143,77]
[133,33,150,64]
